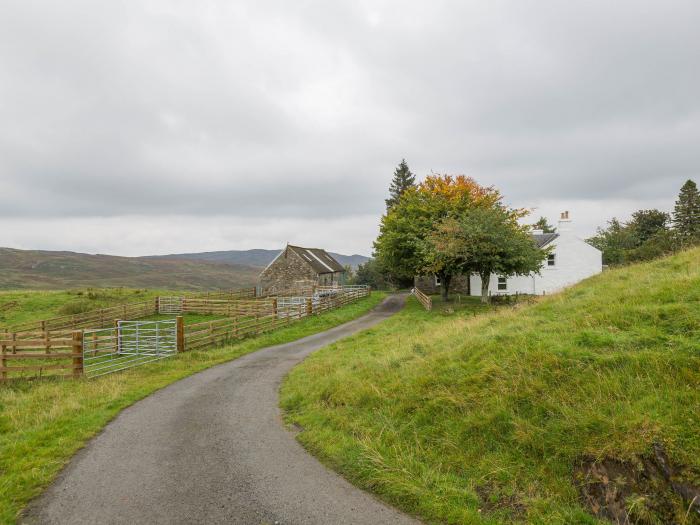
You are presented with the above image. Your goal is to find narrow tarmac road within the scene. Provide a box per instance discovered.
[23,294,419,525]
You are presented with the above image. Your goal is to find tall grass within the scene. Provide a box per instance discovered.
[0,292,385,524]
[281,249,700,524]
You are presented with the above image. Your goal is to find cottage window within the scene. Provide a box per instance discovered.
[497,276,507,291]
[547,253,556,267]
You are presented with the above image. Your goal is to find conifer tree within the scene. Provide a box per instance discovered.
[672,179,700,244]
[531,216,555,233]
[385,159,416,210]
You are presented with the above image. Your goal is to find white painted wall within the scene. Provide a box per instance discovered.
[469,216,603,296]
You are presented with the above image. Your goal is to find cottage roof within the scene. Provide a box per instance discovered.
[532,232,559,248]
[287,245,345,274]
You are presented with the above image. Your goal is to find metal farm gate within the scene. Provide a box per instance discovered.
[158,296,184,314]
[82,320,178,377]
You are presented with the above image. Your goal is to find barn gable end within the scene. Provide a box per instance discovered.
[258,245,345,295]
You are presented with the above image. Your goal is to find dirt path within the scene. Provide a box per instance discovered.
[23,294,419,525]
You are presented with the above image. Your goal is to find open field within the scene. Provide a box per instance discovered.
[281,248,700,524]
[0,292,385,524]
[0,288,171,327]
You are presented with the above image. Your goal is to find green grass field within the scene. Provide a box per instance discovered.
[0,288,166,327]
[0,292,385,525]
[281,249,700,524]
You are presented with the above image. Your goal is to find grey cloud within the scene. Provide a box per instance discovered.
[1,0,699,253]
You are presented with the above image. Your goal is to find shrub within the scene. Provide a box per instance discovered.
[57,300,94,315]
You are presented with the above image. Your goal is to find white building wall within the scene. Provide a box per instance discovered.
[469,216,603,296]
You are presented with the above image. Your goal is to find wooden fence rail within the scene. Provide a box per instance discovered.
[4,300,158,334]
[413,287,432,311]
[181,298,275,317]
[195,287,258,300]
[1,286,262,335]
[182,286,370,352]
[0,330,83,381]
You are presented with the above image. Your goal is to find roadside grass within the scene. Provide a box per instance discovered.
[0,292,386,525]
[281,248,700,524]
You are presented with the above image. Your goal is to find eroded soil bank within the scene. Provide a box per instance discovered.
[575,444,700,524]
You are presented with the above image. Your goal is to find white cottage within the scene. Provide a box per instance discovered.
[469,211,603,297]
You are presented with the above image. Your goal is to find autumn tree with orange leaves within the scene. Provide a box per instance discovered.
[374,174,545,301]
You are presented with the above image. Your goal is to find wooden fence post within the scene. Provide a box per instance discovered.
[1,333,6,381]
[306,297,313,317]
[72,330,84,378]
[176,316,185,353]
[155,296,160,315]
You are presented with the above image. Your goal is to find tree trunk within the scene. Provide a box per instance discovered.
[441,273,452,302]
[480,272,490,303]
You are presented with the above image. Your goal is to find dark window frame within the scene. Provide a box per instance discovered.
[497,276,507,291]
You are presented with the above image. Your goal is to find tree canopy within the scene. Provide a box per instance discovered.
[428,207,547,302]
[385,159,416,211]
[375,174,541,300]
[673,179,700,245]
[588,180,699,266]
[587,210,675,265]
[532,216,555,233]
[351,259,388,290]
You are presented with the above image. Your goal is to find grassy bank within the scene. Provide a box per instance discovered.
[281,249,700,524]
[0,292,385,524]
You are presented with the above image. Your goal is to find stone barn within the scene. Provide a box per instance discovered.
[258,244,346,295]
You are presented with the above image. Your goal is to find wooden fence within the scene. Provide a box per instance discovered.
[195,288,258,300]
[0,329,83,380]
[4,300,158,334]
[0,286,371,381]
[414,287,432,311]
[180,298,275,317]
[183,286,371,352]
[1,287,262,336]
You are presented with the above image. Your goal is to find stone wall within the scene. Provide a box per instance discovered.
[414,274,470,295]
[259,248,318,294]
[258,248,344,294]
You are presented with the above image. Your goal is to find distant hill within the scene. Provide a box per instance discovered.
[148,249,370,269]
[0,248,260,291]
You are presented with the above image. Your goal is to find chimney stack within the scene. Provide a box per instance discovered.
[558,211,572,232]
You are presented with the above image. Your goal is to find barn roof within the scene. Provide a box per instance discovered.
[287,245,345,274]
[532,232,559,248]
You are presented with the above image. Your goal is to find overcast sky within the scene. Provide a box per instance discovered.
[1,1,698,256]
